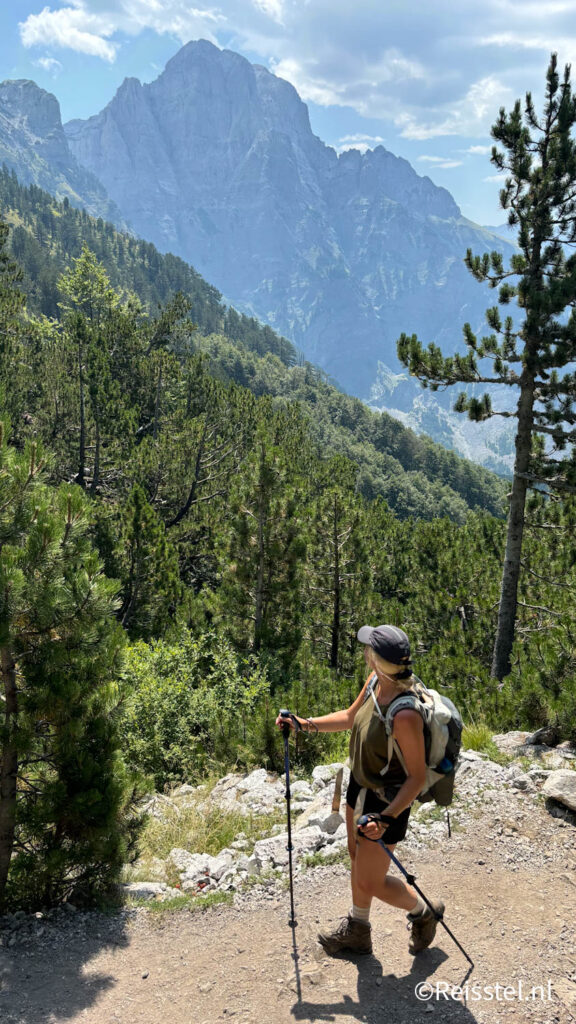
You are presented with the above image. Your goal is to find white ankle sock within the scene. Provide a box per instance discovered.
[351,904,371,923]
[408,896,426,918]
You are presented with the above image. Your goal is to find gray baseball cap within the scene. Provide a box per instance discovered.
[357,624,411,664]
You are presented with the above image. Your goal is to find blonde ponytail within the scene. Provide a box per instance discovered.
[367,648,414,691]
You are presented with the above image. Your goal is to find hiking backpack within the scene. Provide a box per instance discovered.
[366,674,463,806]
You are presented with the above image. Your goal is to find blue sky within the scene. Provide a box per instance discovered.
[2,0,576,224]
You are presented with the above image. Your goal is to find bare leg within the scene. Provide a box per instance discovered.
[354,830,420,911]
[346,804,372,910]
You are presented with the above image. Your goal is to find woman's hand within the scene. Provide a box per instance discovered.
[358,813,395,842]
[275,710,299,732]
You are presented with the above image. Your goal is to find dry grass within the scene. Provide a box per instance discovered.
[127,777,286,883]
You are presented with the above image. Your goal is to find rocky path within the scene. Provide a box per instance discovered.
[0,776,574,1024]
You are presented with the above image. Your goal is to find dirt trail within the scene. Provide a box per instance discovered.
[0,793,574,1024]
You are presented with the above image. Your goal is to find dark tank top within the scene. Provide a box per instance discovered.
[349,676,416,795]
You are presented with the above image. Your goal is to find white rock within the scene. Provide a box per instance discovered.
[171,784,196,798]
[307,811,344,835]
[311,763,347,789]
[502,766,534,791]
[325,821,348,845]
[140,794,180,823]
[167,848,209,876]
[230,839,250,851]
[121,882,182,901]
[206,852,235,881]
[244,854,262,876]
[491,731,532,754]
[252,825,324,868]
[291,800,312,813]
[180,875,208,893]
[542,770,576,811]
[290,781,315,799]
[216,868,238,889]
[295,791,332,827]
[235,768,268,792]
[210,769,284,815]
[330,836,349,853]
[542,752,572,770]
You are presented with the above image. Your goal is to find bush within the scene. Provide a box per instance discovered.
[121,630,272,787]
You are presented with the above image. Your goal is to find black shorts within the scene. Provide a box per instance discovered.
[346,773,411,844]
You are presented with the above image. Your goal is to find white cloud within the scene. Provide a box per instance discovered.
[466,145,492,154]
[337,134,386,154]
[417,155,463,169]
[480,30,576,52]
[484,173,508,183]
[35,55,64,76]
[252,0,284,24]
[270,57,342,106]
[396,76,513,140]
[340,134,385,144]
[270,47,425,114]
[19,1,225,61]
[20,5,118,62]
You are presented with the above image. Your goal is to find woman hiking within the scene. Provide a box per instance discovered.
[276,624,444,957]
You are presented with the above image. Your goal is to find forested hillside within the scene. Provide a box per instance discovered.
[1,168,575,912]
[0,167,506,522]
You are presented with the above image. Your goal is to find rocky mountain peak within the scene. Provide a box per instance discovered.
[0,79,124,223]
[59,40,514,400]
[151,38,313,142]
[0,79,62,140]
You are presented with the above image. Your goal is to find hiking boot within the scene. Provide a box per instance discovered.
[407,899,445,954]
[318,915,372,956]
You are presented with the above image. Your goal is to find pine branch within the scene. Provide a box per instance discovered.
[517,471,576,494]
[516,600,563,617]
[520,562,575,588]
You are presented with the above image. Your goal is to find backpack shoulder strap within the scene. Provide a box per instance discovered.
[384,689,427,734]
[363,673,378,703]
[383,686,431,779]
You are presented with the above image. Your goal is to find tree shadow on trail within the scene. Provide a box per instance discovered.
[0,909,130,1024]
[291,948,480,1024]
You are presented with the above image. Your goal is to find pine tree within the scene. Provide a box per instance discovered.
[215,401,308,679]
[58,245,142,492]
[115,484,181,639]
[397,55,576,679]
[0,426,132,909]
[305,456,371,674]
[0,218,27,429]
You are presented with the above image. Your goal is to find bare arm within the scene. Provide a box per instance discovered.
[276,673,374,734]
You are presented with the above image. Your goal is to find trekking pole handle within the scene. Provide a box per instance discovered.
[358,812,396,829]
[279,709,302,735]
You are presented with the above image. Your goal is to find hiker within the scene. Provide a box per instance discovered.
[276,624,445,956]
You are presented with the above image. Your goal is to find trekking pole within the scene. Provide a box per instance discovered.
[279,709,301,929]
[357,814,474,967]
